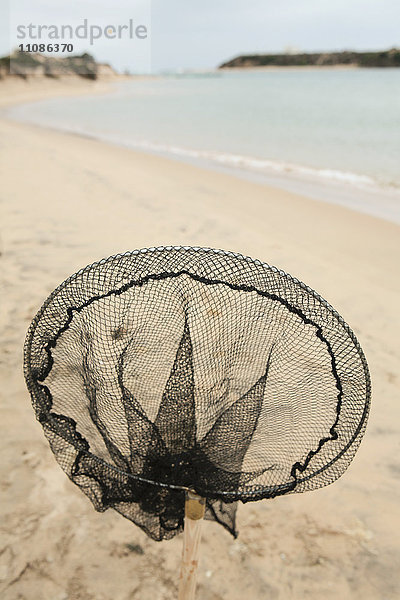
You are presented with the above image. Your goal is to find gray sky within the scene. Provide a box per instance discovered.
[2,0,399,73]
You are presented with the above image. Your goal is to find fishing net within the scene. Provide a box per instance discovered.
[24,247,371,541]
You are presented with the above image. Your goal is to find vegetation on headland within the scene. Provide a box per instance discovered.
[0,51,118,80]
[219,48,400,69]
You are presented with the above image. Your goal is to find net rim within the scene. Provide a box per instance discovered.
[23,245,372,501]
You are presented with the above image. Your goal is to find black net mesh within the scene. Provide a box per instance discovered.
[24,247,371,541]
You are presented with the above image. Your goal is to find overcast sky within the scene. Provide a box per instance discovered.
[2,0,399,73]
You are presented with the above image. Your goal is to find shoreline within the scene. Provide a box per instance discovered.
[2,76,399,225]
[0,74,135,109]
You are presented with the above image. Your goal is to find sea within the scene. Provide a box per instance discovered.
[6,68,400,223]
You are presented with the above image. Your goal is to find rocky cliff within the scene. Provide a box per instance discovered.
[0,51,120,80]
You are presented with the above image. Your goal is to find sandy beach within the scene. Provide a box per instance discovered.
[1,78,399,600]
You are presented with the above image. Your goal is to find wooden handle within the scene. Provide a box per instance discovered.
[178,492,205,600]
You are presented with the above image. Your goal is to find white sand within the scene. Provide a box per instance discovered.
[0,78,399,600]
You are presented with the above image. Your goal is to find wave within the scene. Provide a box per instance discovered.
[136,142,377,188]
[77,133,383,191]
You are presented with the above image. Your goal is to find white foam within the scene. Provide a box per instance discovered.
[93,136,383,191]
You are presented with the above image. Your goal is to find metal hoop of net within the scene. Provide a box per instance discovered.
[24,246,371,541]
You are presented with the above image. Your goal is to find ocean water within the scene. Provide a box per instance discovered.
[7,68,400,222]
